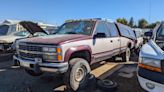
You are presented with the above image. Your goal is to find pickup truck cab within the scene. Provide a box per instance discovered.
[138,22,164,92]
[14,18,135,91]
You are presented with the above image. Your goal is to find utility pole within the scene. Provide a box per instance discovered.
[149,0,151,22]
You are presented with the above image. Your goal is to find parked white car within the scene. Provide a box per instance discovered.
[133,28,144,52]
[0,21,49,52]
[137,22,164,92]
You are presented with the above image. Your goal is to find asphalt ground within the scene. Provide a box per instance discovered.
[0,53,145,92]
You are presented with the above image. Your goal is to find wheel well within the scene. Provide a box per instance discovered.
[69,50,91,64]
[128,43,131,48]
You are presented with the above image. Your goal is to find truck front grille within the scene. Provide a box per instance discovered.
[19,52,42,60]
[19,44,42,52]
[18,43,43,60]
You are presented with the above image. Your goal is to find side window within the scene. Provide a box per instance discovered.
[107,23,119,37]
[128,29,136,39]
[95,21,110,37]
[118,24,130,37]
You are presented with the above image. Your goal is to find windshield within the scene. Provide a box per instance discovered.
[157,24,164,40]
[13,31,30,37]
[0,25,9,36]
[55,21,96,35]
[156,23,164,51]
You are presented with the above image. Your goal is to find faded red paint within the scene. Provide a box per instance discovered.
[64,45,92,63]
[20,34,91,45]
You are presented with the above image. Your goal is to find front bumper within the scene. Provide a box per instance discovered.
[137,67,164,92]
[13,55,68,73]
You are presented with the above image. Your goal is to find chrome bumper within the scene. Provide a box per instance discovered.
[13,55,68,73]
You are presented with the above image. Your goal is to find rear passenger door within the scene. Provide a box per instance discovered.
[92,21,114,61]
[106,22,121,55]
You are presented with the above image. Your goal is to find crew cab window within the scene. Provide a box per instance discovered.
[106,23,119,37]
[117,23,136,39]
[95,21,110,37]
[128,29,136,39]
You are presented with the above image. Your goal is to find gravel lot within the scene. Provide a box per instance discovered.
[0,53,145,92]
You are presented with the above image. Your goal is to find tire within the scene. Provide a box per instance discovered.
[64,58,91,91]
[97,79,118,91]
[122,47,131,62]
[13,59,20,66]
[25,69,43,76]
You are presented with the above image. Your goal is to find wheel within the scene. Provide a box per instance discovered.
[97,79,118,91]
[122,47,131,62]
[13,59,20,66]
[64,58,91,91]
[25,69,43,76]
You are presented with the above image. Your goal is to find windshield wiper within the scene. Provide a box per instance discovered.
[65,32,77,34]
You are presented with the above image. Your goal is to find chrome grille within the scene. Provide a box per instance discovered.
[19,52,42,60]
[19,44,42,52]
[18,43,43,60]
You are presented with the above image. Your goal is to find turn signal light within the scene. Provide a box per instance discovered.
[138,63,162,72]
[57,55,62,61]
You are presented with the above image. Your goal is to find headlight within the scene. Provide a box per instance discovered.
[139,57,161,68]
[139,57,162,72]
[42,47,56,52]
[42,47,62,62]
[43,54,57,61]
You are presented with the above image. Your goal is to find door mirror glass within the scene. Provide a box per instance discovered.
[94,33,106,38]
[144,30,153,41]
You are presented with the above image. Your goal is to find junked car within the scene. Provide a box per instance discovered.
[14,18,135,91]
[138,22,164,92]
[133,28,144,52]
[0,21,48,52]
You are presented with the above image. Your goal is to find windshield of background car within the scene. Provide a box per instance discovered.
[33,32,47,37]
[157,24,164,40]
[13,31,30,37]
[55,21,96,35]
[0,25,9,36]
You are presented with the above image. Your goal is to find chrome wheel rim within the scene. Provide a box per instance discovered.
[75,66,86,82]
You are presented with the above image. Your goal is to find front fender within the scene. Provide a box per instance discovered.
[64,45,92,62]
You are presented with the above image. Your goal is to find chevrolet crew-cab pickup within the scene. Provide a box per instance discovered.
[138,22,164,92]
[14,18,135,91]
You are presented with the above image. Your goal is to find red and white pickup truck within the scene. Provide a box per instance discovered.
[14,18,135,91]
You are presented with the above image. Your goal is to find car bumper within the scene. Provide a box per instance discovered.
[137,67,164,92]
[13,55,68,73]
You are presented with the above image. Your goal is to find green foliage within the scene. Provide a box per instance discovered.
[138,19,148,28]
[116,18,128,25]
[116,17,160,29]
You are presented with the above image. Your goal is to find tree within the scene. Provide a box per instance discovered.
[116,18,128,25]
[138,19,148,28]
[147,21,161,28]
[129,17,134,27]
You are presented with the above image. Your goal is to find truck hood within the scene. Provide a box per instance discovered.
[19,34,91,45]
[140,40,164,60]
[0,35,23,43]
[19,21,48,35]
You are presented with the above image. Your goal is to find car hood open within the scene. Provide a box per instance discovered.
[19,21,48,35]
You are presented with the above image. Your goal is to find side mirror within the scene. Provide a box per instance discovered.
[94,33,106,38]
[144,30,153,42]
[144,31,153,37]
